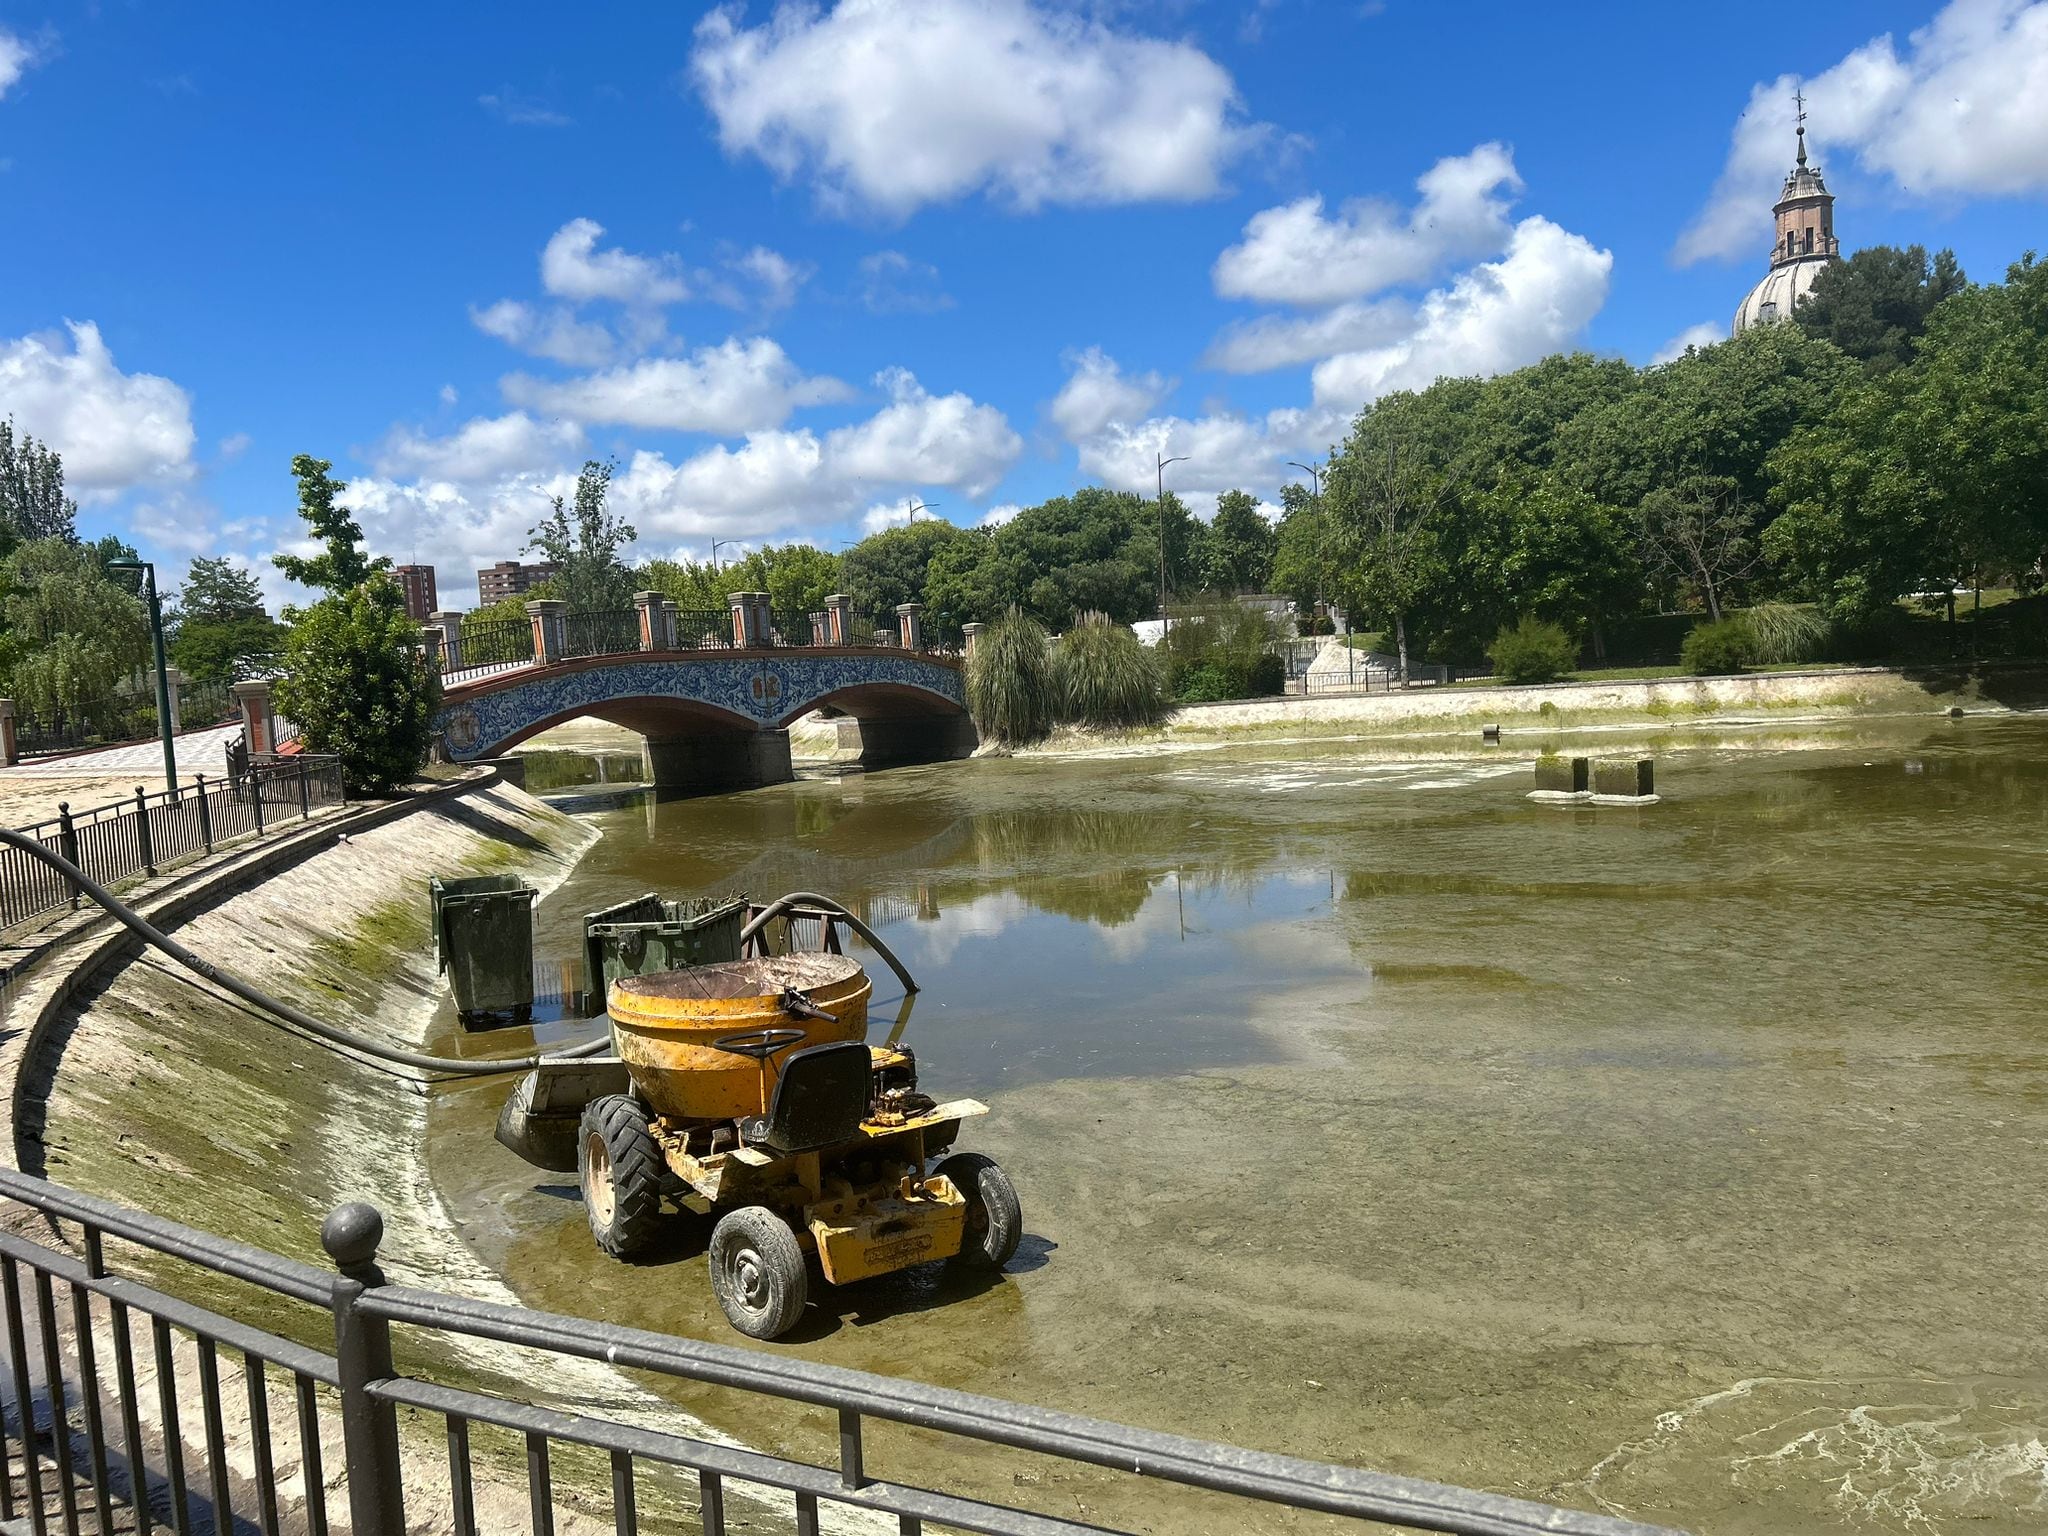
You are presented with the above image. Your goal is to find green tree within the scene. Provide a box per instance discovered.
[1326,392,1458,680]
[840,521,979,625]
[1640,476,1757,621]
[274,574,438,792]
[722,542,841,621]
[527,459,638,611]
[274,455,386,596]
[170,556,284,683]
[1197,490,1277,593]
[1794,244,1967,373]
[0,419,78,547]
[0,538,150,726]
[1768,253,2048,638]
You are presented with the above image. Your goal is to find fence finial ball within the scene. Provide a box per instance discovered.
[321,1201,385,1270]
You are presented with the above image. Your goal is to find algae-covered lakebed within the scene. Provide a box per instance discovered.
[424,714,2048,1534]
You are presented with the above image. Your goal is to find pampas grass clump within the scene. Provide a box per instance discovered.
[966,608,1057,746]
[1052,612,1167,728]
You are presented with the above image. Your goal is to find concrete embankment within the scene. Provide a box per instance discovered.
[1021,663,2047,757]
[0,773,729,1532]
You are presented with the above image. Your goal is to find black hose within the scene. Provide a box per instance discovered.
[0,827,605,1080]
[740,891,919,995]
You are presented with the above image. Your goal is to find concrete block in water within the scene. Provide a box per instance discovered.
[1531,755,1589,798]
[1591,758,1656,800]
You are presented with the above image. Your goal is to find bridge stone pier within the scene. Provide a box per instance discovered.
[433,629,974,795]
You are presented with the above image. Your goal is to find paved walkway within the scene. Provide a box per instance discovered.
[3,723,244,780]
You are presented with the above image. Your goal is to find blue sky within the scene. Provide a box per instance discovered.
[3,0,2046,610]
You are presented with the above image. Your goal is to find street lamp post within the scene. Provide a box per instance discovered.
[710,538,736,571]
[1155,452,1188,634]
[906,498,937,525]
[108,558,178,797]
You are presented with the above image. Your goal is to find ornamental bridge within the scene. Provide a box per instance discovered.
[427,592,978,793]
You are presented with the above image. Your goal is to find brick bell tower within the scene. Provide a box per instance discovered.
[1771,94,1838,268]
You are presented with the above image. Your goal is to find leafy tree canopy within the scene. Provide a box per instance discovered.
[170,556,282,684]
[1194,489,1276,594]
[0,538,150,723]
[527,459,637,611]
[1795,243,1967,374]
[0,419,78,550]
[840,521,978,625]
[274,574,438,793]
[274,455,387,597]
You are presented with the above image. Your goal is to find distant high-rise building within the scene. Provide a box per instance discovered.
[477,560,561,606]
[393,563,438,620]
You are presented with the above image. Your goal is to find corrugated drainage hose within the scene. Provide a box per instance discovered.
[0,827,606,1080]
[740,891,919,995]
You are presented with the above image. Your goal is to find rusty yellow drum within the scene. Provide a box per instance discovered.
[606,954,872,1122]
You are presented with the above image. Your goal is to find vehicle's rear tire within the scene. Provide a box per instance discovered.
[578,1095,664,1260]
[708,1207,808,1339]
[937,1152,1021,1272]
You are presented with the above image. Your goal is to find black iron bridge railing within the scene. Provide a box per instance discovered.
[0,1165,1686,1536]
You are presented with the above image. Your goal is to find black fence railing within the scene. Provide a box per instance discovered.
[446,616,534,682]
[0,1166,1682,1536]
[669,608,736,648]
[562,609,640,660]
[0,757,345,936]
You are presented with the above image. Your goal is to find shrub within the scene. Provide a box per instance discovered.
[1486,617,1578,684]
[274,574,439,792]
[1160,603,1283,700]
[1051,612,1167,728]
[1680,616,1754,675]
[966,608,1056,746]
[1743,602,1830,664]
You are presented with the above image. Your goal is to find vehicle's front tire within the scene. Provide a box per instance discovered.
[708,1206,808,1339]
[937,1152,1022,1272]
[578,1095,664,1260]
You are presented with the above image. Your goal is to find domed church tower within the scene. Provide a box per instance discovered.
[1733,95,1839,335]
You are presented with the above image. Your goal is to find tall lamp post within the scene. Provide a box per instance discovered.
[1155,452,1188,634]
[905,497,937,525]
[108,557,178,797]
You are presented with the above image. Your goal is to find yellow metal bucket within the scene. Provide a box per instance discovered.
[606,954,872,1123]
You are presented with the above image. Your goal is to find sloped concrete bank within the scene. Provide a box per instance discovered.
[0,773,769,1532]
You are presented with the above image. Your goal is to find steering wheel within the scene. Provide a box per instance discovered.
[709,1027,808,1061]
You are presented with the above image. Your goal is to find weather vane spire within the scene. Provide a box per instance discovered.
[1794,87,1808,166]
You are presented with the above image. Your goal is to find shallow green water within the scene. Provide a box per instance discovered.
[429,715,2048,1533]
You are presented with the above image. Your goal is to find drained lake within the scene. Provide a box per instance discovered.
[424,714,2048,1534]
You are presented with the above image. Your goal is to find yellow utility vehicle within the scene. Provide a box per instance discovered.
[576,953,1021,1339]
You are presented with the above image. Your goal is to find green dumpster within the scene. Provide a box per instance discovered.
[582,893,746,1004]
[431,874,537,1025]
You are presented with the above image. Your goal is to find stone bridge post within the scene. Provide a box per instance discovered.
[430,610,465,671]
[824,593,854,646]
[963,621,986,658]
[0,698,17,766]
[662,598,680,648]
[232,678,277,758]
[163,666,184,734]
[635,591,671,651]
[896,603,925,651]
[527,600,567,665]
[729,592,762,648]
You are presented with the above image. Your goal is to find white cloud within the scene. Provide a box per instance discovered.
[1213,143,1522,306]
[689,0,1260,215]
[1201,297,1413,373]
[478,88,571,127]
[345,372,1022,599]
[217,431,252,462]
[0,26,44,99]
[501,337,851,434]
[540,217,689,307]
[1310,217,1611,407]
[371,411,584,482]
[470,299,616,368]
[726,246,810,313]
[1049,347,1170,441]
[1652,322,1723,364]
[826,369,1022,496]
[0,321,195,495]
[980,502,1022,527]
[439,383,459,405]
[1073,402,1347,516]
[1678,0,2048,265]
[858,250,953,314]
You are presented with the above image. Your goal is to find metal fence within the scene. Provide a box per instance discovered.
[562,610,641,661]
[669,609,736,650]
[0,1166,1680,1536]
[0,758,345,936]
[447,617,534,684]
